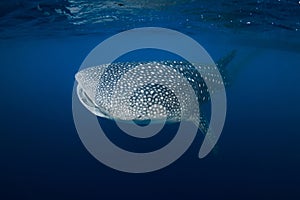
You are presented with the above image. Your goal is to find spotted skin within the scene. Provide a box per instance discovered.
[75,51,235,135]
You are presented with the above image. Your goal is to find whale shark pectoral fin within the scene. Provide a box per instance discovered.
[191,112,219,158]
[190,112,210,139]
[197,113,209,136]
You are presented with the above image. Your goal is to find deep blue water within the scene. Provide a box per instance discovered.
[1,0,300,199]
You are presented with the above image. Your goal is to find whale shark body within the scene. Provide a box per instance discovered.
[75,51,235,136]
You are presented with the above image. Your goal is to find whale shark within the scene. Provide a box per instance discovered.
[75,51,236,138]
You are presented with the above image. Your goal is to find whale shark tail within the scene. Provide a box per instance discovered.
[216,49,237,87]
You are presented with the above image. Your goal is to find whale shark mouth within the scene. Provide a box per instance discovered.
[76,83,111,119]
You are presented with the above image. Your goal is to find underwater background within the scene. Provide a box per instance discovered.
[1,0,300,199]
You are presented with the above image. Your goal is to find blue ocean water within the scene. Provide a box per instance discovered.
[0,0,300,199]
